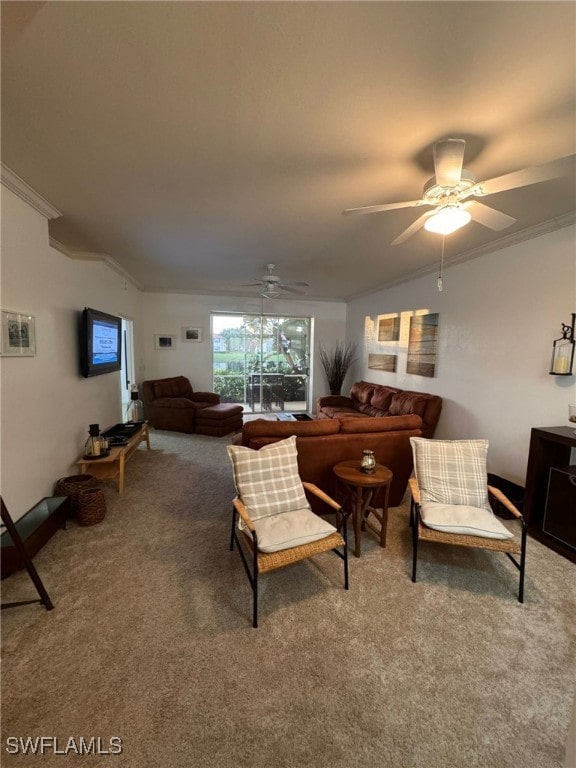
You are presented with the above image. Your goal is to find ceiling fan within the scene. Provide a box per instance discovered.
[243,264,309,298]
[343,139,574,245]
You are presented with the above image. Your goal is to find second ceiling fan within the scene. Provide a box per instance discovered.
[244,264,309,298]
[343,139,574,245]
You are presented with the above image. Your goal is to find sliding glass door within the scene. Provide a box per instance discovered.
[211,314,311,413]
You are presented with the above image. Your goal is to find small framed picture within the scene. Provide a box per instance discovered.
[154,334,176,350]
[182,326,202,343]
[0,310,36,356]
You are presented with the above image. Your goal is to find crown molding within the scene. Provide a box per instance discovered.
[445,210,576,268]
[49,238,143,291]
[347,211,576,299]
[0,164,62,220]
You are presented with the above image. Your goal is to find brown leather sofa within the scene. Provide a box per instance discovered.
[316,380,442,438]
[142,376,221,433]
[236,414,423,512]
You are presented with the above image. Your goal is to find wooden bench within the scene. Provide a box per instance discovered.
[77,422,151,493]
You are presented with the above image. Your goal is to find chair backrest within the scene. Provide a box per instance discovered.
[142,376,194,403]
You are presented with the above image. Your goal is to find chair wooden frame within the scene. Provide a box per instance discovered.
[230,482,349,627]
[409,478,527,602]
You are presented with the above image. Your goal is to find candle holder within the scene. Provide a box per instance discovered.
[550,313,575,376]
[83,424,109,459]
[360,449,376,474]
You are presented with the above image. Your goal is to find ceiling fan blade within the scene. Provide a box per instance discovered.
[282,280,309,287]
[464,201,516,231]
[278,284,305,294]
[434,139,466,188]
[475,154,576,196]
[342,199,424,216]
[242,282,264,287]
[391,211,436,246]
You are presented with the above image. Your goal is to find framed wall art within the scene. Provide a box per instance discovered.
[368,353,397,372]
[154,334,176,350]
[0,310,36,356]
[406,313,439,377]
[377,315,400,342]
[182,326,202,343]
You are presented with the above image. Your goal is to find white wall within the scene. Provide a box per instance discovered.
[0,187,141,518]
[346,225,576,485]
[140,292,347,407]
[3,175,573,514]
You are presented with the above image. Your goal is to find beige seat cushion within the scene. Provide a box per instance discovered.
[253,508,337,553]
[420,502,513,540]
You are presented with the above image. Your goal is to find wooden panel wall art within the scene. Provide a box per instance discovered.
[368,353,397,372]
[377,315,400,342]
[407,313,439,377]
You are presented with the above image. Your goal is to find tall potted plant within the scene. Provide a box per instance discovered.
[319,341,356,396]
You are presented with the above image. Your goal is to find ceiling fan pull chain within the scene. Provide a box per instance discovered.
[437,236,445,292]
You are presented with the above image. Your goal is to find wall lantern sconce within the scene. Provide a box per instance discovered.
[550,313,575,375]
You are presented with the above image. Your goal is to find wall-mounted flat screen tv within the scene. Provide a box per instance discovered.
[80,307,122,378]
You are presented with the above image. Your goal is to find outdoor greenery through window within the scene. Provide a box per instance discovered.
[211,314,312,413]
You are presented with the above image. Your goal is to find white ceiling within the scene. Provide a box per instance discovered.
[2,1,575,301]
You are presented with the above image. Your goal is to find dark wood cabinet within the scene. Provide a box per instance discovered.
[524,427,576,563]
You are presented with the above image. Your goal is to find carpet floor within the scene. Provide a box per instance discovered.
[1,430,575,767]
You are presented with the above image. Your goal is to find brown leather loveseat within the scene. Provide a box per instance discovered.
[237,414,423,512]
[142,376,220,433]
[316,380,442,438]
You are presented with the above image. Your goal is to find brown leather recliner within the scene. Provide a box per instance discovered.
[141,376,220,433]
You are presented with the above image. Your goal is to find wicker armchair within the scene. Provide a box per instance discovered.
[227,436,349,627]
[409,438,527,602]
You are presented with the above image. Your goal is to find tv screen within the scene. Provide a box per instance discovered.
[80,307,122,378]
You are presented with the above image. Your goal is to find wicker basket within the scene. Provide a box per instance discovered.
[77,488,107,526]
[54,474,99,515]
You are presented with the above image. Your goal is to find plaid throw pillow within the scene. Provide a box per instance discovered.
[410,437,490,511]
[227,435,309,521]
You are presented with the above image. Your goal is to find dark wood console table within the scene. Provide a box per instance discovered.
[523,426,576,563]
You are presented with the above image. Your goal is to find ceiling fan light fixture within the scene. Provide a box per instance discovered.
[261,286,280,299]
[424,204,471,235]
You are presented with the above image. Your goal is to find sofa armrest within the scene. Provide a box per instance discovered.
[189,392,220,405]
[317,395,353,408]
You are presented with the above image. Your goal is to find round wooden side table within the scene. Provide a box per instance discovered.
[333,460,393,558]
